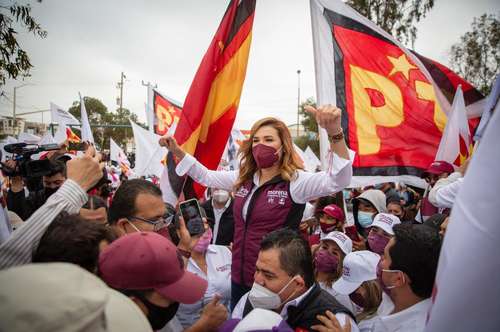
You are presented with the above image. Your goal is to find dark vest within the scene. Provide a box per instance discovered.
[232,176,305,287]
[242,283,355,329]
[201,198,235,246]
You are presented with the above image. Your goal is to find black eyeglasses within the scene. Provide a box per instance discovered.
[128,214,174,231]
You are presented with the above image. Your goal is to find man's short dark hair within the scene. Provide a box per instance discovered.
[107,179,162,224]
[46,160,66,177]
[33,212,116,272]
[260,228,315,288]
[389,224,441,298]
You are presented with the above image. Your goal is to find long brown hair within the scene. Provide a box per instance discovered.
[356,280,382,322]
[235,117,303,189]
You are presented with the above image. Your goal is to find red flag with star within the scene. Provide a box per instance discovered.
[153,90,182,136]
[311,0,483,178]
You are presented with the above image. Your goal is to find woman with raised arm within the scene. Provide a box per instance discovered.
[160,105,354,308]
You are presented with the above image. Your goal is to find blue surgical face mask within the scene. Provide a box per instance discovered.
[358,211,374,228]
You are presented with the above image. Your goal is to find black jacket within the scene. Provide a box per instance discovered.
[7,188,47,220]
[201,198,234,246]
[243,283,355,330]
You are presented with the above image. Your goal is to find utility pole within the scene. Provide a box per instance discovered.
[117,72,126,111]
[12,83,31,135]
[141,80,158,132]
[297,69,301,138]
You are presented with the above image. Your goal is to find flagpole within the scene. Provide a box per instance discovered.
[297,69,301,137]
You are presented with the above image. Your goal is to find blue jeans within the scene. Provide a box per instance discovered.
[231,281,251,311]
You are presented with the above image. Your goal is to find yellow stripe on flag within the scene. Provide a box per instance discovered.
[180,32,252,154]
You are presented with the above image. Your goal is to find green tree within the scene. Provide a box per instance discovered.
[0,1,47,85]
[294,97,320,157]
[68,97,146,149]
[449,13,499,96]
[346,0,434,47]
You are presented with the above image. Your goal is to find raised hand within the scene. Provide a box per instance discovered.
[305,105,343,137]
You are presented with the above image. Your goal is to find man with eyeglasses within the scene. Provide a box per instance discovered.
[108,179,175,236]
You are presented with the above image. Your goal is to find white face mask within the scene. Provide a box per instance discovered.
[213,190,230,204]
[248,276,298,310]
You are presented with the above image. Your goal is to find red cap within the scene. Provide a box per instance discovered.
[98,232,207,304]
[322,204,345,222]
[423,160,454,176]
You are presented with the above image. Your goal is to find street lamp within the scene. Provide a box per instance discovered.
[297,69,301,138]
[12,83,33,135]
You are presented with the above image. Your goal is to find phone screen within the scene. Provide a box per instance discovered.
[68,142,86,151]
[179,199,204,236]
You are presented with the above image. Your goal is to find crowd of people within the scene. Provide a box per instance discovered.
[0,104,469,331]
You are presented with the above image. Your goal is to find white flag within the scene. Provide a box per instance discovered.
[130,120,167,178]
[39,132,56,145]
[50,102,80,126]
[110,138,132,175]
[53,123,68,144]
[435,86,471,165]
[17,133,41,144]
[425,89,500,332]
[79,93,94,144]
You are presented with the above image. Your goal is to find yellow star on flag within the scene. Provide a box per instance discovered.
[387,54,417,80]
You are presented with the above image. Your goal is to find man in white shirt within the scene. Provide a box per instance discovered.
[201,188,234,246]
[231,228,359,331]
[370,224,441,332]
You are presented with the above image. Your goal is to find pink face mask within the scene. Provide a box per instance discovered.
[368,232,390,255]
[192,227,213,253]
[314,248,339,273]
[252,144,280,169]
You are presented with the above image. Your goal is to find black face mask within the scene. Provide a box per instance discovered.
[137,294,179,330]
[43,186,60,201]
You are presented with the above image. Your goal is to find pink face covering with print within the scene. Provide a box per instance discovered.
[314,248,339,273]
[252,144,280,169]
[192,227,213,253]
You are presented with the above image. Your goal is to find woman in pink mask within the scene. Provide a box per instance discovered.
[160,105,353,308]
[314,231,352,293]
[175,216,232,328]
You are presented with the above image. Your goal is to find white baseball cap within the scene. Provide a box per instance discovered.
[321,231,352,255]
[332,250,380,295]
[0,263,152,332]
[371,213,401,235]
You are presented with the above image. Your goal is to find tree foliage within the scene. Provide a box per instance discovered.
[346,0,434,47]
[449,13,499,96]
[294,97,320,157]
[68,97,146,150]
[0,1,47,85]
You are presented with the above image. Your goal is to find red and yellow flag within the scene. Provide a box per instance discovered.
[311,1,483,178]
[66,127,81,143]
[174,0,256,197]
[153,91,182,136]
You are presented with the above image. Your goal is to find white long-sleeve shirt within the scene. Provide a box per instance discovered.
[176,150,354,220]
[428,172,463,209]
[0,180,88,269]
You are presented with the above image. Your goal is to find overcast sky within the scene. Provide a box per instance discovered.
[1,0,498,130]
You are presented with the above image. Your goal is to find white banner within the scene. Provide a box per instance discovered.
[50,102,80,126]
[425,97,500,331]
[79,93,94,144]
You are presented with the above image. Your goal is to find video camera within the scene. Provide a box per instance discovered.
[1,142,61,178]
